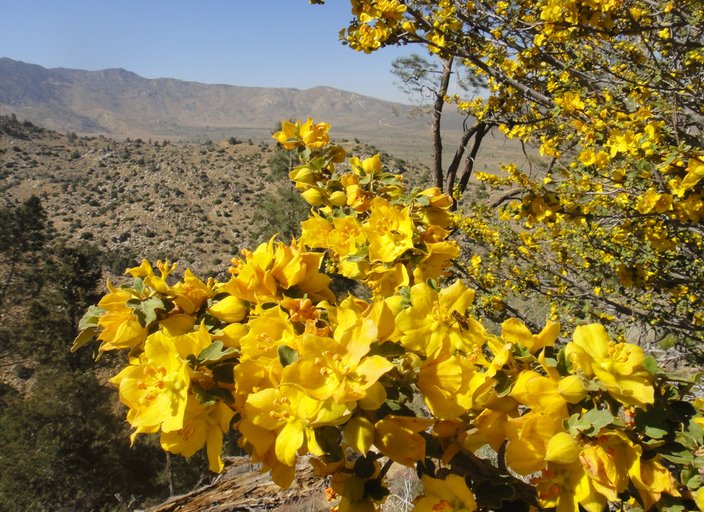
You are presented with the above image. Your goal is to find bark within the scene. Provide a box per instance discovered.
[432,57,453,190]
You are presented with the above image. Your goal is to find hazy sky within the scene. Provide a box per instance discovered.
[0,0,419,103]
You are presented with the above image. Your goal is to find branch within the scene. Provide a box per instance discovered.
[432,57,454,190]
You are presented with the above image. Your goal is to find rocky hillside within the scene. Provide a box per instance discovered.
[0,114,421,279]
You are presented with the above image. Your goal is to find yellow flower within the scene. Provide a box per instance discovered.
[350,153,382,175]
[537,461,606,512]
[415,474,477,512]
[565,324,654,407]
[417,352,475,420]
[272,118,331,150]
[282,298,393,403]
[329,458,384,512]
[272,120,300,150]
[681,155,704,192]
[694,486,704,511]
[509,370,567,411]
[223,237,334,304]
[169,268,214,314]
[238,306,298,364]
[238,417,295,488]
[419,187,453,208]
[579,432,640,501]
[374,414,434,467]
[396,280,483,357]
[555,91,585,112]
[96,281,148,351]
[501,318,560,353]
[160,398,235,473]
[362,197,415,263]
[125,259,173,294]
[244,384,350,467]
[208,295,248,323]
[110,331,196,437]
[631,458,680,510]
[505,408,566,475]
[412,240,460,283]
[301,187,325,206]
[328,216,367,258]
[545,432,582,464]
[364,262,409,297]
[342,416,375,454]
[300,215,332,249]
[299,117,330,149]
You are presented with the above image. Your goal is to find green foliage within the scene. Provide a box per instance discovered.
[253,183,308,242]
[0,195,51,306]
[251,147,308,242]
[0,197,211,509]
[268,147,293,180]
[0,369,160,511]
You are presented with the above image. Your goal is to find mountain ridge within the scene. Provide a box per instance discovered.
[0,57,421,140]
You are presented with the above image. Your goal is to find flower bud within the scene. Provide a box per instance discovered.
[558,374,588,403]
[289,166,316,184]
[208,295,248,323]
[545,432,581,464]
[329,190,347,206]
[301,188,325,206]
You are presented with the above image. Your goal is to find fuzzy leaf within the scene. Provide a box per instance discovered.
[198,341,238,364]
[78,305,104,331]
[71,326,98,352]
[277,345,299,367]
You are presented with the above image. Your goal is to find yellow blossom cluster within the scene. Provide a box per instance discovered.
[321,0,704,345]
[75,119,704,511]
[275,119,460,297]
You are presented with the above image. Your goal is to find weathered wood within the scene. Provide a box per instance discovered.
[148,456,326,512]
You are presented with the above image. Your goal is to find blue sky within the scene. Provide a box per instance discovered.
[0,0,419,103]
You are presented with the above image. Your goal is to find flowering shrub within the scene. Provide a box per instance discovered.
[316,0,704,351]
[75,119,704,511]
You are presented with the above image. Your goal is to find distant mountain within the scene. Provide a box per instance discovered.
[0,57,424,140]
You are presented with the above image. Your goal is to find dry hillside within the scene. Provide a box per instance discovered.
[0,114,425,279]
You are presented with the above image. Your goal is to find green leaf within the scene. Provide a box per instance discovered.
[415,194,430,206]
[642,355,658,375]
[345,247,369,263]
[567,409,613,436]
[278,345,299,368]
[197,341,238,364]
[368,341,404,358]
[661,442,695,465]
[192,383,234,405]
[78,305,104,331]
[685,474,701,490]
[567,412,590,436]
[307,155,327,171]
[556,347,571,374]
[132,277,144,294]
[399,286,412,309]
[658,494,687,512]
[634,406,670,439]
[494,371,513,397]
[128,296,165,327]
[689,417,704,445]
[582,408,614,434]
[70,326,98,352]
